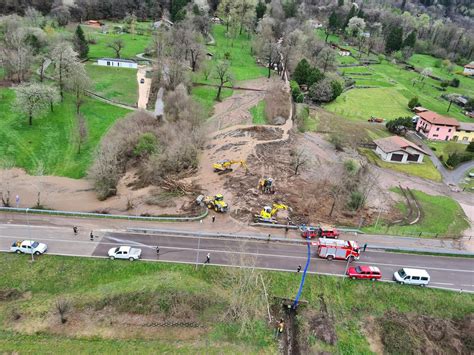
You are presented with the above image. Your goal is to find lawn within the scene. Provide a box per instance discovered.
[85,62,138,105]
[427,141,469,162]
[84,28,152,60]
[364,188,470,237]
[325,87,410,121]
[191,85,233,118]
[360,147,442,182]
[250,100,268,124]
[0,88,130,178]
[0,254,472,353]
[296,103,318,132]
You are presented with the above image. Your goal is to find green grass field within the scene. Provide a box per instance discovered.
[0,254,472,353]
[328,58,472,123]
[191,85,233,118]
[364,188,470,237]
[0,88,130,178]
[85,63,138,105]
[360,148,442,182]
[84,26,152,60]
[427,141,469,162]
[250,100,268,124]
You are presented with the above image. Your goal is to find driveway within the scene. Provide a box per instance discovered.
[137,66,151,109]
[407,132,474,185]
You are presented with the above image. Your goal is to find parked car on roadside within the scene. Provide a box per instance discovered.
[140,78,145,84]
[108,246,142,261]
[393,268,430,286]
[346,265,382,280]
[10,240,47,255]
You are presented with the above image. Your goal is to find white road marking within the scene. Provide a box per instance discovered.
[431,282,454,286]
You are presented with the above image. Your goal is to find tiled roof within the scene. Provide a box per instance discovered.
[374,136,428,155]
[418,111,459,126]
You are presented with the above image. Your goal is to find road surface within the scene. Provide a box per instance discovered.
[0,223,472,293]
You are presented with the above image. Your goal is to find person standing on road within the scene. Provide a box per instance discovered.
[297,265,302,273]
[212,215,216,223]
[363,243,367,252]
[73,226,78,235]
[156,246,160,256]
[204,253,210,264]
[90,231,94,241]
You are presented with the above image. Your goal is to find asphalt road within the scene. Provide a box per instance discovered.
[0,223,472,292]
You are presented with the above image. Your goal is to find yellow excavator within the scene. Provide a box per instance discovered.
[254,203,289,223]
[196,194,228,213]
[213,159,248,175]
[258,177,275,194]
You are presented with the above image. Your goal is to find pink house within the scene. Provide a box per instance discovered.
[415,111,459,141]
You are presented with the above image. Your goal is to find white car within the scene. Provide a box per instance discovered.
[393,268,430,286]
[10,240,47,255]
[108,246,142,261]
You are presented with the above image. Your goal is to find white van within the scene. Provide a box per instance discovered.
[393,268,430,286]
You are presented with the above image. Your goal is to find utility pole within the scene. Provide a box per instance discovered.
[26,208,33,263]
[447,99,453,112]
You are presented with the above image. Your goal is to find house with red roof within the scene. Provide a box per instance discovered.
[415,110,459,141]
[374,136,428,164]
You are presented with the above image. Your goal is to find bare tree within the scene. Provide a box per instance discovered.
[107,39,125,58]
[254,16,279,79]
[291,148,309,175]
[316,47,336,73]
[188,35,206,72]
[13,83,56,125]
[65,62,91,114]
[51,41,78,100]
[214,61,233,101]
[201,61,212,80]
[55,299,71,324]
[76,113,88,154]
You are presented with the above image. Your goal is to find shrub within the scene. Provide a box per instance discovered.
[290,80,304,103]
[467,142,474,153]
[386,116,413,134]
[408,97,420,109]
[450,78,460,88]
[329,133,343,151]
[293,59,311,86]
[347,190,364,211]
[446,152,472,168]
[134,133,158,157]
[331,80,343,100]
[440,80,450,89]
[307,67,324,87]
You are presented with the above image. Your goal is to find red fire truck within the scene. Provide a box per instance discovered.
[313,238,360,261]
[300,225,340,239]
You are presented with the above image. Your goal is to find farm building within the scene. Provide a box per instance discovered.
[463,63,474,76]
[415,110,459,141]
[97,58,138,69]
[453,123,474,143]
[84,20,103,28]
[374,136,428,164]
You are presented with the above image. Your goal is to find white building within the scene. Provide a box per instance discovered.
[97,58,138,69]
[374,136,428,164]
[463,63,474,76]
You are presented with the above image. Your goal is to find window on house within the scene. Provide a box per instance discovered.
[107,61,110,66]
[436,127,440,131]
[433,134,438,137]
[448,129,451,132]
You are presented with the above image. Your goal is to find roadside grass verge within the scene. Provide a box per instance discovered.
[250,100,268,124]
[0,88,130,178]
[85,63,138,105]
[383,249,474,258]
[427,141,472,168]
[0,254,472,353]
[460,169,474,192]
[360,148,442,182]
[364,187,469,237]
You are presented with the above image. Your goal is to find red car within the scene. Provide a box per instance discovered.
[346,265,382,281]
[300,225,339,239]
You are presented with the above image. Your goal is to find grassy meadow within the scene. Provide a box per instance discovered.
[85,63,138,105]
[0,254,472,353]
[250,100,268,124]
[0,88,130,178]
[364,188,469,237]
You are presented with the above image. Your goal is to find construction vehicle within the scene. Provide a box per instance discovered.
[258,177,275,194]
[300,224,340,239]
[313,238,360,261]
[196,194,228,213]
[213,159,248,175]
[254,203,289,223]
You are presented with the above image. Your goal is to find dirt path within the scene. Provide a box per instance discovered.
[137,65,152,109]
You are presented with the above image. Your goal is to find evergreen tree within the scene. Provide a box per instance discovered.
[307,67,324,86]
[328,11,339,32]
[385,26,403,53]
[256,1,266,19]
[74,25,89,59]
[401,0,407,11]
[293,59,311,85]
[403,30,417,48]
[338,0,344,7]
[343,4,357,30]
[357,7,365,19]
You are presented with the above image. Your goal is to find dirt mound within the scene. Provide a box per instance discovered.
[0,288,23,301]
[378,311,472,355]
[240,126,283,141]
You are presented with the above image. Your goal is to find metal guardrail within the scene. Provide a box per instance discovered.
[250,222,363,234]
[0,207,208,222]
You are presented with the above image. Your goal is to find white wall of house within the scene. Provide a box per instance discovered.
[97,59,138,69]
[375,146,389,160]
[375,146,424,164]
[464,67,474,75]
